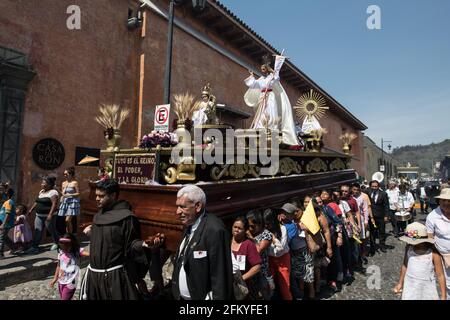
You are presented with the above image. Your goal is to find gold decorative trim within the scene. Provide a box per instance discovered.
[164,167,178,184]
[210,161,261,181]
[211,165,230,181]
[306,158,327,173]
[279,158,302,176]
[330,158,346,171]
[163,157,196,184]
[294,89,329,122]
[248,164,261,178]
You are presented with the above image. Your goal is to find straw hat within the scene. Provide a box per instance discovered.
[399,222,435,246]
[78,155,100,165]
[435,188,450,201]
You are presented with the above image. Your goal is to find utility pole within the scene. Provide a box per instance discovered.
[381,138,392,174]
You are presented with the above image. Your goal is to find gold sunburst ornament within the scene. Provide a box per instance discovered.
[294,89,329,122]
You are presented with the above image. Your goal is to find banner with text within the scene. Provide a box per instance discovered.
[114,154,156,185]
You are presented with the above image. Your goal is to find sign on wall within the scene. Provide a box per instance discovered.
[32,138,65,170]
[154,104,170,132]
[114,154,156,185]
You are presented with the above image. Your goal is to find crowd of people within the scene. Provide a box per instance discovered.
[0,167,81,257]
[171,181,450,300]
[1,175,450,300]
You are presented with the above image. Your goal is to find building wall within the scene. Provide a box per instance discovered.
[363,136,400,182]
[320,112,364,175]
[0,0,366,207]
[0,0,142,206]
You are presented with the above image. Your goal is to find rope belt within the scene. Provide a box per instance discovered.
[88,264,124,273]
[80,264,124,300]
[262,89,273,92]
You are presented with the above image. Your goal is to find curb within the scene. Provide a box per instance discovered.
[0,257,89,290]
[0,241,90,290]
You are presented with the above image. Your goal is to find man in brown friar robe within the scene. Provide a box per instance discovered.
[80,179,163,300]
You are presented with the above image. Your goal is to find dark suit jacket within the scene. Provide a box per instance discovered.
[172,212,233,300]
[368,190,389,218]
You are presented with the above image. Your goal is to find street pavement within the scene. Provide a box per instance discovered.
[0,213,429,300]
[328,212,429,300]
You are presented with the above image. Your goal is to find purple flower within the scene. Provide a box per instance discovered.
[139,131,178,149]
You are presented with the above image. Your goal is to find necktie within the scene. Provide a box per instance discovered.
[178,227,192,263]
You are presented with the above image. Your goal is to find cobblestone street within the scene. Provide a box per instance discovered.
[0,267,154,300]
[1,215,428,300]
[329,213,428,300]
[0,276,61,300]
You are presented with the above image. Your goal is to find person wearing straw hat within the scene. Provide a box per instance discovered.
[394,222,447,300]
[426,188,450,299]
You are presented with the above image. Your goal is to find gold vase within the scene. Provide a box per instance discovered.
[175,121,191,149]
[105,129,121,152]
[342,143,350,155]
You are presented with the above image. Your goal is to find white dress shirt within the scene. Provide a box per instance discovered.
[386,188,399,211]
[179,213,204,300]
[426,207,450,254]
[396,191,415,211]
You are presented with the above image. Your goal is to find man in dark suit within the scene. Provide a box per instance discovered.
[368,180,390,253]
[172,185,233,300]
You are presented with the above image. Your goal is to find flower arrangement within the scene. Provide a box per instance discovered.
[310,128,328,141]
[339,132,357,155]
[139,131,178,149]
[95,104,130,130]
[95,104,130,151]
[339,132,357,145]
[173,93,202,124]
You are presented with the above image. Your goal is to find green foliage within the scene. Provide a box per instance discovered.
[392,139,450,174]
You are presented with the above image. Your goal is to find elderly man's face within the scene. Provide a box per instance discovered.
[340,187,350,199]
[176,195,202,227]
[440,199,450,215]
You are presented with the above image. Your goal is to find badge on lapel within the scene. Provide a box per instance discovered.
[194,251,207,259]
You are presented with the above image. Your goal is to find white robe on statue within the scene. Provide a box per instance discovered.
[244,55,298,146]
[302,115,322,134]
[192,102,209,127]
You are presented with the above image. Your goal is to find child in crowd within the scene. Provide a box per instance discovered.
[394,222,446,300]
[13,204,32,252]
[0,188,16,258]
[50,233,89,300]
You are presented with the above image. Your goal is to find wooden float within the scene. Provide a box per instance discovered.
[83,147,357,252]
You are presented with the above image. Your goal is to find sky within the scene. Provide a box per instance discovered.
[219,0,450,150]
